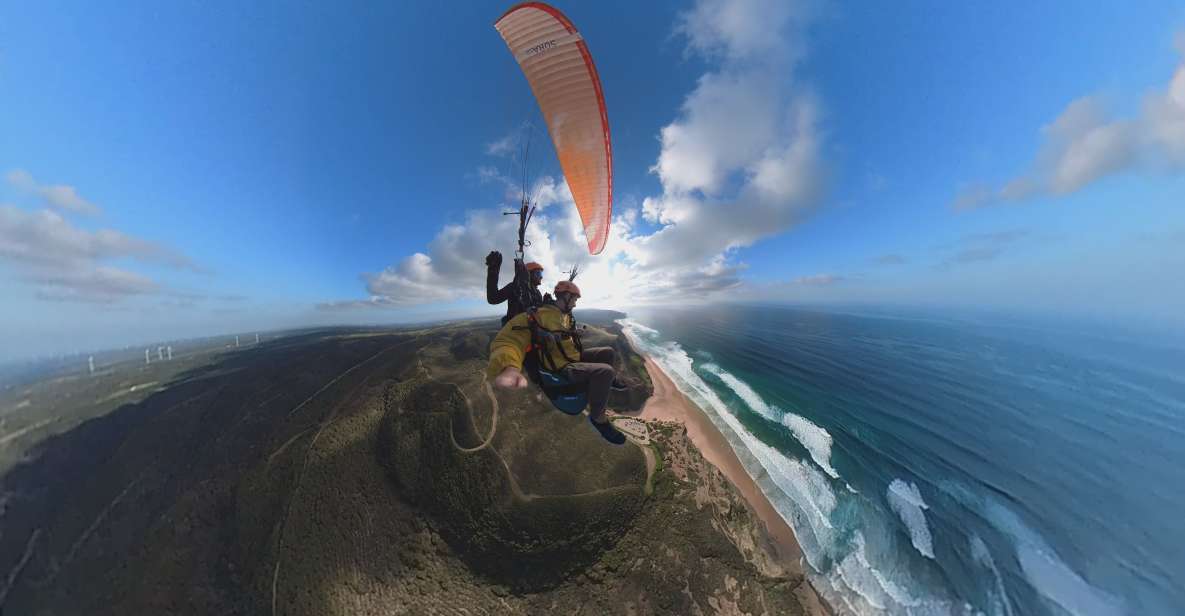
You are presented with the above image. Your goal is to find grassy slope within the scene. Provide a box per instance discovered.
[0,320,810,615]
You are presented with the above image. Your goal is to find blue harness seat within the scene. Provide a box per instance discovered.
[535,366,588,415]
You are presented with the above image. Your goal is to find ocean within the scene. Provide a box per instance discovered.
[618,304,1185,615]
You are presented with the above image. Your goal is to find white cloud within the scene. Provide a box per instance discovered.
[475,165,502,184]
[629,94,823,272]
[328,172,635,309]
[790,273,843,286]
[651,71,781,196]
[956,37,1185,209]
[1144,43,1185,165]
[0,206,195,270]
[331,0,827,309]
[0,204,198,302]
[485,122,547,160]
[33,266,159,302]
[627,0,825,275]
[676,0,815,64]
[348,178,582,306]
[485,134,518,157]
[6,169,102,216]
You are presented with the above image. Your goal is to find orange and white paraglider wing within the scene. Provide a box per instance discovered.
[495,2,612,255]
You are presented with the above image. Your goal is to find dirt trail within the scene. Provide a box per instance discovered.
[451,378,499,453]
[284,350,389,419]
[266,427,314,467]
[0,418,57,447]
[0,530,40,606]
[271,340,416,616]
[414,360,655,502]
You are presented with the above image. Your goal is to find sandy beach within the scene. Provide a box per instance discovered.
[638,357,803,564]
[636,357,831,615]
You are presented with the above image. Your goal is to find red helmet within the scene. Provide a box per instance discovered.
[554,280,581,298]
[525,261,544,272]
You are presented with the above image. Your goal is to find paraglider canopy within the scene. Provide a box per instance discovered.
[495,2,613,255]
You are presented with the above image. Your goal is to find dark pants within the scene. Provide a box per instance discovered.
[562,347,616,421]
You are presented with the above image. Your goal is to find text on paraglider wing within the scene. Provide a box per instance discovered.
[526,40,558,56]
[514,32,584,63]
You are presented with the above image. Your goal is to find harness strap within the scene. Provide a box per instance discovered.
[517,310,587,398]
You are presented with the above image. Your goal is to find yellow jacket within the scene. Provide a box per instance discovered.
[487,305,579,379]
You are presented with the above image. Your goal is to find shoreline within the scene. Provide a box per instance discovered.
[634,356,830,616]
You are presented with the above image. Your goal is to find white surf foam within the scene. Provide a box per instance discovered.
[623,320,659,336]
[1007,517,1123,616]
[835,532,899,610]
[620,319,961,616]
[700,362,840,479]
[887,479,936,559]
[970,534,1015,616]
[782,413,839,479]
[621,320,838,565]
[828,531,978,616]
[701,363,780,422]
[743,430,838,539]
[942,482,1123,616]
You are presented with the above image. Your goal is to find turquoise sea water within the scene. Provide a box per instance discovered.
[620,305,1185,615]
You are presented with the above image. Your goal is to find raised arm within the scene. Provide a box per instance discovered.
[485,250,504,304]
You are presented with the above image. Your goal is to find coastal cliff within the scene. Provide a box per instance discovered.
[0,320,820,615]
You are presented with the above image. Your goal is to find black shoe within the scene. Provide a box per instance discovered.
[610,377,629,392]
[589,417,627,445]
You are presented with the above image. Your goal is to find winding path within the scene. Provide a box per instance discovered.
[451,378,499,453]
[270,339,415,616]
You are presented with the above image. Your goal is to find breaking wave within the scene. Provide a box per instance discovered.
[616,307,1172,615]
[700,362,839,479]
[887,479,936,559]
[620,319,964,614]
[942,482,1124,616]
[970,534,1015,616]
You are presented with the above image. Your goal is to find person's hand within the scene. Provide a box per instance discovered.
[494,366,528,389]
[485,250,502,268]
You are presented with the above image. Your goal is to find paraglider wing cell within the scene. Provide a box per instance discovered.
[495,2,612,255]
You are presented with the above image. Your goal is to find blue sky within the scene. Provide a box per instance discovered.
[2,0,1184,360]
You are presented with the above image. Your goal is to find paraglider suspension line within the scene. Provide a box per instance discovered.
[502,199,536,314]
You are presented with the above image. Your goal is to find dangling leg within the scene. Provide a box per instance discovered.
[563,360,625,445]
[580,347,627,391]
